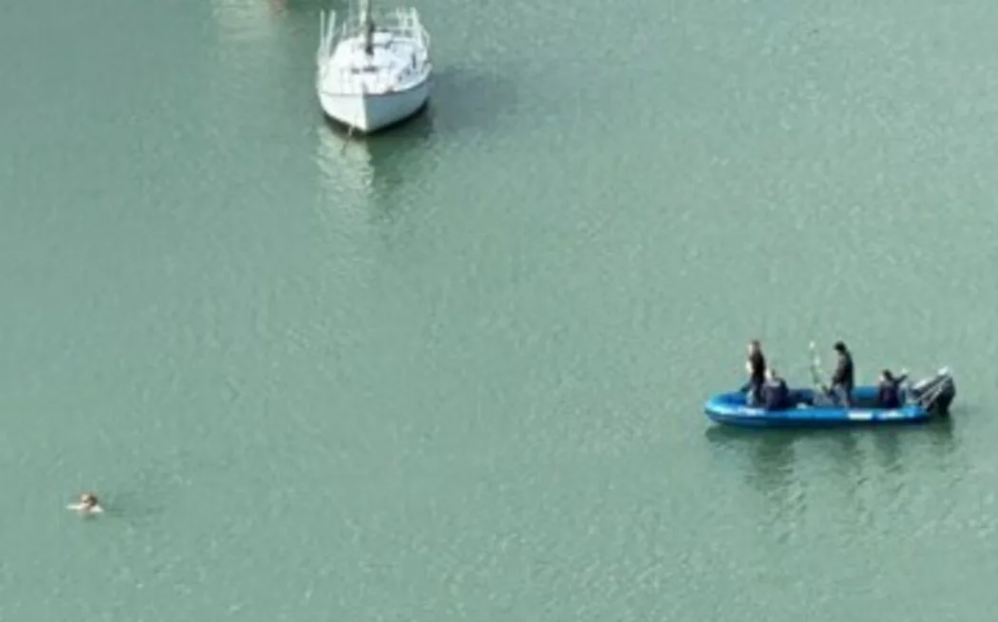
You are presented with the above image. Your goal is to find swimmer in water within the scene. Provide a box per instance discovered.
[67,492,103,515]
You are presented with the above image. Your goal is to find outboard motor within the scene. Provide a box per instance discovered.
[907,367,956,416]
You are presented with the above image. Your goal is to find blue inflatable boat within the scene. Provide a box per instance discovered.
[704,345,956,428]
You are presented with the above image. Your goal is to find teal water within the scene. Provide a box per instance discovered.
[3,0,998,619]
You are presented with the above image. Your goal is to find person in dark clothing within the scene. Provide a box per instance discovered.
[829,341,854,406]
[762,367,790,410]
[877,369,908,409]
[740,340,766,406]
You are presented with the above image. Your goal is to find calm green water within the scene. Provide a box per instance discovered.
[3,0,998,619]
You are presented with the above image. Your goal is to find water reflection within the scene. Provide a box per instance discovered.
[862,419,957,473]
[704,426,803,530]
[871,430,903,478]
[705,420,959,506]
[706,427,796,488]
[926,415,957,453]
[313,112,436,206]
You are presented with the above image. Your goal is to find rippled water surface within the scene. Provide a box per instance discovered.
[2,0,998,619]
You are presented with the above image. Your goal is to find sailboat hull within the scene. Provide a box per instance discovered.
[318,76,431,133]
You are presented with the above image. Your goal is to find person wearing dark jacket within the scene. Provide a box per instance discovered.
[740,340,766,405]
[829,341,854,406]
[762,367,790,410]
[877,369,907,409]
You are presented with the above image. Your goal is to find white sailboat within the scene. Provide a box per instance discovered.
[316,0,432,133]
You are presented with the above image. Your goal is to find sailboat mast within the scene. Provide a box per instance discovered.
[362,0,374,55]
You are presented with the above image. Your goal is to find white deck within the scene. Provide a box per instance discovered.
[321,31,428,96]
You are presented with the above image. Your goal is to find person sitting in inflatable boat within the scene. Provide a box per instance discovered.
[762,367,790,410]
[877,369,908,409]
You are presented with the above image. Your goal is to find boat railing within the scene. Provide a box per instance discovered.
[317,10,338,64]
[321,62,424,94]
[317,7,430,64]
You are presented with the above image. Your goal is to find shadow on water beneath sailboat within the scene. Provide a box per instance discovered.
[426,67,519,135]
[317,65,519,140]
